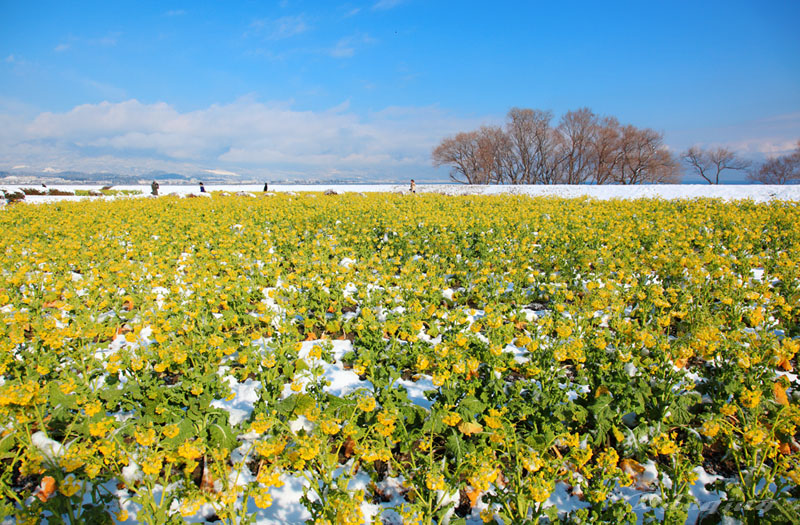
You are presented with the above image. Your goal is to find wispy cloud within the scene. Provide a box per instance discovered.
[54,43,70,53]
[328,33,375,58]
[4,55,15,63]
[758,111,800,124]
[68,74,127,100]
[667,111,800,160]
[248,15,309,40]
[164,9,186,17]
[372,0,406,10]
[90,33,120,47]
[330,38,356,58]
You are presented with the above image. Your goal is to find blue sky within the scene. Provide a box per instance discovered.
[1,0,798,182]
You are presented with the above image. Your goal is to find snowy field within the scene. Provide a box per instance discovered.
[2,183,800,205]
[1,184,798,524]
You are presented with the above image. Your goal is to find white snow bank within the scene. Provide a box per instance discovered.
[3,184,800,204]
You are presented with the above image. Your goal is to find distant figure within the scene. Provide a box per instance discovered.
[410,179,416,194]
[199,182,206,193]
[151,180,159,196]
[263,182,269,192]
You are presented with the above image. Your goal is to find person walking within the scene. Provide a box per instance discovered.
[263,182,269,192]
[151,180,159,196]
[199,182,206,193]
[410,179,416,194]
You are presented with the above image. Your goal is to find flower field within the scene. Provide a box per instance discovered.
[1,192,799,524]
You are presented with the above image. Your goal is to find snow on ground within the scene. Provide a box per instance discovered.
[2,183,800,204]
[4,182,792,523]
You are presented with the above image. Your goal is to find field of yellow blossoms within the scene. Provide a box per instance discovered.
[1,192,799,524]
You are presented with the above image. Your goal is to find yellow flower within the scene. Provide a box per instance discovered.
[356,396,376,412]
[522,451,544,472]
[701,420,721,439]
[249,414,272,434]
[561,433,580,448]
[163,424,180,439]
[252,489,273,509]
[88,418,115,437]
[59,455,84,473]
[651,432,678,456]
[743,425,766,446]
[426,471,446,491]
[527,473,553,503]
[596,448,618,471]
[177,440,204,460]
[484,415,502,430]
[179,497,206,517]
[432,370,450,386]
[442,411,462,426]
[740,388,762,409]
[85,462,102,479]
[319,417,341,435]
[135,427,157,447]
[142,455,163,476]
[255,438,286,458]
[84,400,102,417]
[60,475,81,497]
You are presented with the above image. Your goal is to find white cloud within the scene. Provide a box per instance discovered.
[204,168,239,176]
[54,43,70,53]
[164,9,186,16]
[1,98,486,180]
[373,0,406,10]
[329,39,355,58]
[5,54,15,63]
[91,33,119,47]
[249,15,309,40]
[726,138,798,157]
[328,33,374,59]
[667,111,800,162]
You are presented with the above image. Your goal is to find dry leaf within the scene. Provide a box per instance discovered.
[774,382,790,406]
[36,476,57,502]
[458,421,483,436]
[465,487,481,507]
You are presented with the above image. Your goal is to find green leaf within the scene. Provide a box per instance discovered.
[459,395,486,415]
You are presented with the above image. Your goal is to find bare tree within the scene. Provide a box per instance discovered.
[432,128,513,184]
[614,126,680,184]
[747,141,800,184]
[506,108,561,184]
[682,146,751,184]
[556,108,597,184]
[590,116,623,184]
[432,131,483,184]
[475,126,513,184]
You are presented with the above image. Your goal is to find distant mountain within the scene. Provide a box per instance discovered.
[0,169,408,185]
[0,170,200,185]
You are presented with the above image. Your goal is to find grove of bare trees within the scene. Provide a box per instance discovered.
[432,107,682,184]
[747,141,800,184]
